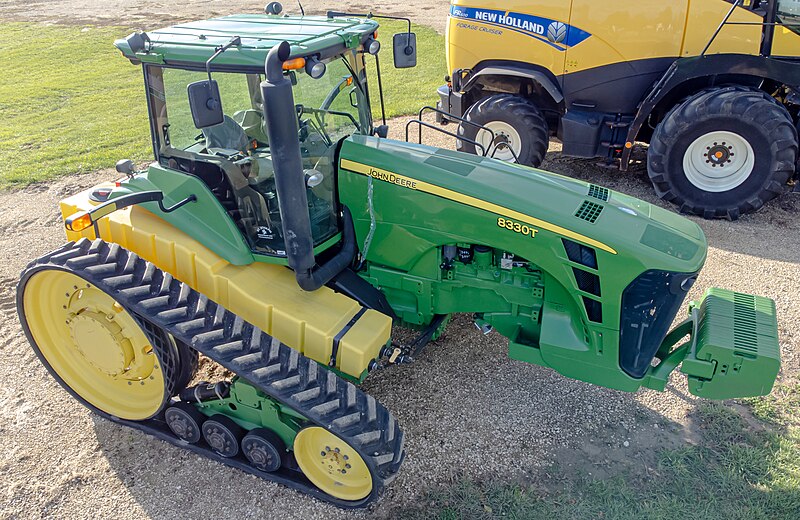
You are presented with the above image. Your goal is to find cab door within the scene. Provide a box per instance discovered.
[774,0,800,56]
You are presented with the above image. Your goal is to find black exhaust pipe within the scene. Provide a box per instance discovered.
[261,41,356,291]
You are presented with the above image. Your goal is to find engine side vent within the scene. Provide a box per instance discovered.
[562,239,598,269]
[583,297,603,323]
[588,184,609,201]
[575,200,603,223]
[573,268,601,296]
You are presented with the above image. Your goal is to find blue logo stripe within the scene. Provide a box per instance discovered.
[449,6,591,51]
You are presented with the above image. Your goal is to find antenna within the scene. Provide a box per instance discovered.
[298,1,305,16]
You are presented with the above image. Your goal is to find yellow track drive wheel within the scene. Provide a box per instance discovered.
[293,426,373,501]
[19,268,178,421]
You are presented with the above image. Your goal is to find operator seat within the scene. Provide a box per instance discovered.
[163,145,272,243]
[202,115,250,156]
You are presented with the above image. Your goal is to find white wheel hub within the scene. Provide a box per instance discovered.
[477,121,522,162]
[682,130,755,192]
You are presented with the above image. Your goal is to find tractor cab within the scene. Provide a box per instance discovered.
[146,55,368,257]
[114,13,386,260]
[107,10,416,282]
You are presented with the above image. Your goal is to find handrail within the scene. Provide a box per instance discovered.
[405,119,489,156]
[489,141,520,162]
[700,1,800,56]
[405,105,496,157]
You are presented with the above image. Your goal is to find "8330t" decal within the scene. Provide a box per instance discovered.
[497,217,538,238]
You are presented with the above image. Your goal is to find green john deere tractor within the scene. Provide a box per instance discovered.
[16,4,782,508]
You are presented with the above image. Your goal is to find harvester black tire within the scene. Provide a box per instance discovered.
[458,94,549,166]
[647,87,797,220]
[796,119,800,174]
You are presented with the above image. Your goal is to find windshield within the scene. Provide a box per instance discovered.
[778,0,800,35]
[146,54,371,258]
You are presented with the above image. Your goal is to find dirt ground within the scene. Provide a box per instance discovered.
[0,0,450,33]
[2,3,799,519]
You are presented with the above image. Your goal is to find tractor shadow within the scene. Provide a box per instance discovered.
[89,314,784,519]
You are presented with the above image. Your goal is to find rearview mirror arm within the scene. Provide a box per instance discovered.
[326,11,413,40]
[205,36,242,82]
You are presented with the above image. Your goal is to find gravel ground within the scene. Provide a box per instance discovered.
[2,3,800,519]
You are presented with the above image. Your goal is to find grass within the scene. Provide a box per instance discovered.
[393,385,800,520]
[0,24,151,188]
[366,20,447,119]
[0,21,445,188]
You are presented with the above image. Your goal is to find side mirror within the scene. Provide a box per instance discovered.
[116,159,135,175]
[187,79,224,128]
[393,32,417,68]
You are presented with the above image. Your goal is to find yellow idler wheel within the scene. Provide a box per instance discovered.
[20,268,173,420]
[293,426,373,501]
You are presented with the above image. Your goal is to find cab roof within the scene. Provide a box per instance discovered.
[115,14,379,70]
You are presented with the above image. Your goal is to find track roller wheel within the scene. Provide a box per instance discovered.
[242,428,286,473]
[293,426,373,501]
[165,402,206,443]
[202,414,243,458]
[18,268,180,420]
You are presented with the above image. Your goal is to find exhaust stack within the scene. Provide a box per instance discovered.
[261,42,356,291]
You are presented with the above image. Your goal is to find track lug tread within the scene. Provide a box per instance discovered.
[332,412,362,429]
[252,364,282,381]
[271,375,302,391]
[292,387,322,403]
[310,399,340,416]
[19,239,404,506]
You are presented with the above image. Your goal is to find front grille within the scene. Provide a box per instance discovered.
[583,297,603,323]
[573,268,601,296]
[619,270,698,378]
[562,238,598,269]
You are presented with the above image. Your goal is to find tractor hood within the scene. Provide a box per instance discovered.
[339,135,707,274]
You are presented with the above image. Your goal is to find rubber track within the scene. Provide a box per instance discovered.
[19,238,405,508]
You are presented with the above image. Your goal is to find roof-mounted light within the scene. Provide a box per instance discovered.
[282,57,306,70]
[265,2,283,15]
[305,57,327,79]
[364,37,381,56]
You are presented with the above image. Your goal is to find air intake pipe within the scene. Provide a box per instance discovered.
[261,41,357,291]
